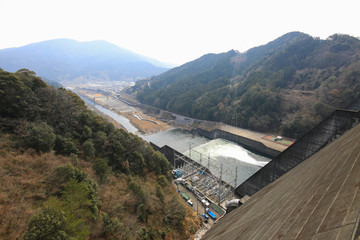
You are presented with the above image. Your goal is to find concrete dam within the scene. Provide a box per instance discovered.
[235,97,360,198]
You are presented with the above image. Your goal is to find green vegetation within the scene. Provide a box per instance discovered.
[24,174,98,240]
[131,32,360,138]
[0,68,172,175]
[0,69,200,239]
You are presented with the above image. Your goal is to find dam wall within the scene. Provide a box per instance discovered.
[235,109,360,198]
[150,142,187,167]
[150,142,212,175]
[191,128,280,158]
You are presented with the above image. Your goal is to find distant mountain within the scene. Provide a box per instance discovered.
[0,39,170,84]
[130,32,360,138]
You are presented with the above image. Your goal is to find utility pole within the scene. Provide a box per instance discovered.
[235,166,238,187]
[220,163,223,182]
[208,153,210,170]
[197,197,199,214]
[218,181,221,204]
[189,143,192,159]
[219,163,223,204]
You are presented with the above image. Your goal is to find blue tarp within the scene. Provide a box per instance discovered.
[208,211,216,219]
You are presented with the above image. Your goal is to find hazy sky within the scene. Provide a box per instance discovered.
[1,0,359,65]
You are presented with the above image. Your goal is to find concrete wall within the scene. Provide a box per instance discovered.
[235,109,360,198]
[346,96,360,111]
[150,142,212,175]
[150,143,185,167]
[191,128,280,158]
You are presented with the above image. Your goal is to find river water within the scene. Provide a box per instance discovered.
[91,104,138,134]
[80,95,270,187]
[142,128,270,186]
[78,94,138,134]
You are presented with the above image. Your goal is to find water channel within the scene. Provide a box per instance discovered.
[81,96,271,187]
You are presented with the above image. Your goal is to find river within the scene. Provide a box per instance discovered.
[80,95,270,187]
[91,103,138,134]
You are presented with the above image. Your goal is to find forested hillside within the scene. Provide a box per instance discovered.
[131,32,360,138]
[0,69,199,239]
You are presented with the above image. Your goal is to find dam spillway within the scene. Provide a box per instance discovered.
[144,128,271,188]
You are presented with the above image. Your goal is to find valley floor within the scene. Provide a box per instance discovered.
[75,89,172,134]
[75,88,292,153]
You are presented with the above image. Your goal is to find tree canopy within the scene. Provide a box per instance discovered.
[0,69,197,240]
[130,32,360,138]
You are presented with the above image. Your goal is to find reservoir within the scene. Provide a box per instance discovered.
[81,95,271,187]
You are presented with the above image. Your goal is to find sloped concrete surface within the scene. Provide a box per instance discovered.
[202,123,360,240]
[236,110,360,198]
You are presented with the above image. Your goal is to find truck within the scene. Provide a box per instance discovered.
[201,199,210,207]
[185,183,193,191]
[205,208,216,219]
[181,192,190,201]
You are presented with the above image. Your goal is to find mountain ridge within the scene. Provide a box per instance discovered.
[0,38,171,84]
[131,32,360,138]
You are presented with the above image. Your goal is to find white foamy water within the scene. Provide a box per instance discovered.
[145,129,271,187]
[183,139,270,187]
[192,139,269,167]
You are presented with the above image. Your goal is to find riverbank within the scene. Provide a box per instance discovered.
[74,89,172,134]
[118,111,171,134]
[84,101,126,130]
[75,88,292,154]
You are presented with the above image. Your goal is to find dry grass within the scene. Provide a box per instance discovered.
[0,143,72,239]
[93,172,201,239]
[0,135,200,240]
[120,111,171,134]
[281,89,318,121]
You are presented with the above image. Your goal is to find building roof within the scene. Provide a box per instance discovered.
[202,123,360,240]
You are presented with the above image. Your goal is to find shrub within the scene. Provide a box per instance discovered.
[22,207,69,240]
[21,122,56,153]
[55,164,88,183]
[156,184,165,203]
[157,175,168,187]
[54,135,79,156]
[92,158,109,182]
[54,164,101,218]
[82,139,95,159]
